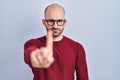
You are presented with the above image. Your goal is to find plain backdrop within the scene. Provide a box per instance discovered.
[0,0,120,80]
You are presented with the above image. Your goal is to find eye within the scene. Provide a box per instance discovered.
[57,20,64,23]
[47,19,55,23]
[57,20,65,25]
[45,19,55,26]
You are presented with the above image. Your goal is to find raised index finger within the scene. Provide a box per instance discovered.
[46,30,53,53]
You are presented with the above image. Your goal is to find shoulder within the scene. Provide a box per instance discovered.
[24,36,45,49]
[63,36,84,48]
[64,36,84,50]
[63,36,85,56]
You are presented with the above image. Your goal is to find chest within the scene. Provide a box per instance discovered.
[53,43,76,68]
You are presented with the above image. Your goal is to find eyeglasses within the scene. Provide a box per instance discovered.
[45,19,66,26]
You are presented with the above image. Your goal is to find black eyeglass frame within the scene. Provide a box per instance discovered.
[45,19,66,26]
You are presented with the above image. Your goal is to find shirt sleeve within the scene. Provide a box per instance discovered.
[75,43,89,80]
[24,39,39,68]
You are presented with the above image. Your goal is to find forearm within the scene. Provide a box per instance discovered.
[24,46,37,66]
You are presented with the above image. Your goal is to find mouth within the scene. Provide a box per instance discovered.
[53,30,58,34]
[53,29,58,31]
[53,28,60,32]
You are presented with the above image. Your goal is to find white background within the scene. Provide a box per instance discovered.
[0,0,120,80]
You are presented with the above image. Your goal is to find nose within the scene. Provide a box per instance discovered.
[53,22,58,28]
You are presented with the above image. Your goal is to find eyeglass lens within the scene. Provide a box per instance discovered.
[45,19,66,26]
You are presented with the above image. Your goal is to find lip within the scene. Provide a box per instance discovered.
[53,30,58,31]
[53,30,58,33]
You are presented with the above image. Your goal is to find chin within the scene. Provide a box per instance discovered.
[53,35,59,37]
[53,30,63,38]
[53,33,61,37]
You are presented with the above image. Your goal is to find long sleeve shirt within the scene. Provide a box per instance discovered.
[24,36,89,80]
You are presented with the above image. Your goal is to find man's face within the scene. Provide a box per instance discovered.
[43,6,66,37]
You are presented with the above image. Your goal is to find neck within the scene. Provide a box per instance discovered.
[53,35,63,41]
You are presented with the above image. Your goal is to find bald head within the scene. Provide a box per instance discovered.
[44,3,65,18]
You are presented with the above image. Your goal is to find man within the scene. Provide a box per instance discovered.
[24,3,89,80]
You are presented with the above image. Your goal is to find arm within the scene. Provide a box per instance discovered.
[24,30,54,68]
[75,43,89,80]
[24,39,38,68]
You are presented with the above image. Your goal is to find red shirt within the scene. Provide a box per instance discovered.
[24,36,89,80]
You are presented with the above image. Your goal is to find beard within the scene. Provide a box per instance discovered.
[52,28,64,37]
[46,28,64,38]
[46,27,64,38]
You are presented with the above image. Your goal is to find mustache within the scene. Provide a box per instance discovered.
[52,28,60,31]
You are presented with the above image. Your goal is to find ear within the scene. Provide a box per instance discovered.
[42,19,47,27]
[64,19,67,27]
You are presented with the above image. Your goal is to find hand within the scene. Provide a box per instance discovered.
[30,30,54,68]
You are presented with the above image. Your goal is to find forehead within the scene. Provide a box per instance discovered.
[45,5,65,19]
